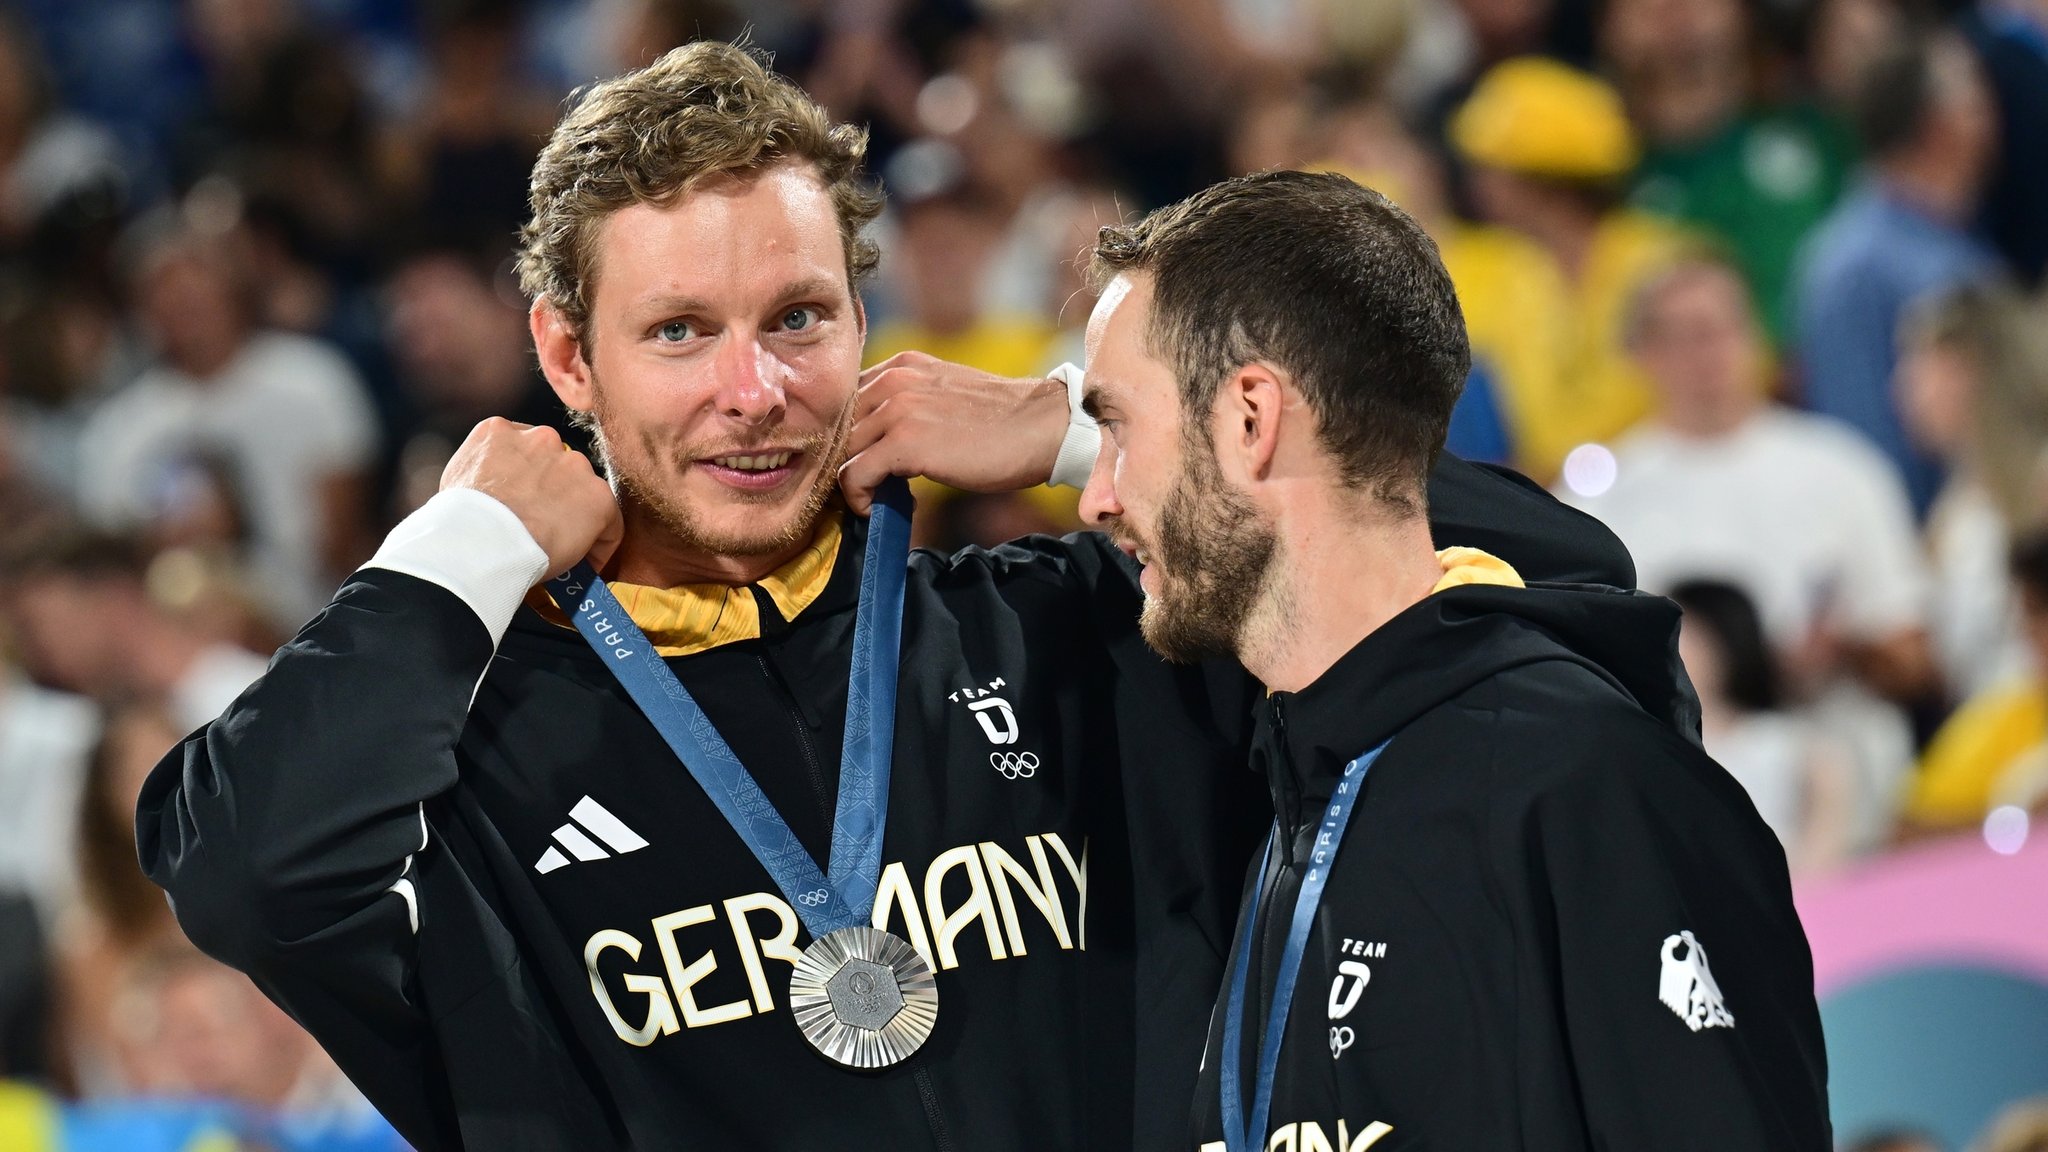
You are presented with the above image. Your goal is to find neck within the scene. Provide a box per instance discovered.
[1239,491,1445,694]
[1878,148,1978,224]
[1524,206,1600,282]
[606,498,827,588]
[1663,390,1761,439]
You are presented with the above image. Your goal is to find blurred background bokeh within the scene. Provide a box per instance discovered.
[0,0,2045,1148]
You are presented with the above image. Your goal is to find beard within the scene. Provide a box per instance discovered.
[590,381,854,559]
[1128,434,1279,664]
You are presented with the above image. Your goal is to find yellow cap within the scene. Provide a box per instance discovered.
[1449,57,1638,181]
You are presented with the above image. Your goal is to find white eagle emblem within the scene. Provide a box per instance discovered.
[1658,930,1735,1032]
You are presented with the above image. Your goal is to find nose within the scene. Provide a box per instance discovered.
[1077,433,1122,526]
[714,333,787,426]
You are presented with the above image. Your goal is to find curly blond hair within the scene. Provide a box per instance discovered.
[516,41,882,344]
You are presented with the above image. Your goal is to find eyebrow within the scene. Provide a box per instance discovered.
[632,276,845,318]
[1081,382,1113,421]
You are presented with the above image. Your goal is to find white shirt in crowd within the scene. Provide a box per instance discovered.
[1562,407,1930,647]
[1562,407,1932,848]
[0,674,98,924]
[1925,478,2032,701]
[76,331,380,626]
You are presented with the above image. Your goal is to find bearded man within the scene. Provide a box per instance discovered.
[139,44,1634,1152]
[850,171,1829,1148]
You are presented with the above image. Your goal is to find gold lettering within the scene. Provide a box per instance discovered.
[724,892,801,1014]
[924,844,1008,970]
[1266,1123,1298,1152]
[583,929,679,1046]
[873,859,938,970]
[1042,832,1089,950]
[979,837,1074,956]
[1297,1122,1335,1152]
[651,906,751,1028]
[1338,1121,1394,1151]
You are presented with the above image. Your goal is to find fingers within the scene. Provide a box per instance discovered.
[838,443,903,516]
[852,362,919,423]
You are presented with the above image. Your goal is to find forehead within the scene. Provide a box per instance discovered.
[592,163,848,310]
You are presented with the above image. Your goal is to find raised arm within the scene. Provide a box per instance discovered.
[134,419,617,1148]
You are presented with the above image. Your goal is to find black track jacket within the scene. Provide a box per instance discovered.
[137,457,1635,1152]
[1190,582,1831,1150]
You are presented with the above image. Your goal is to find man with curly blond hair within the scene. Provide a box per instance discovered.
[140,41,1633,1150]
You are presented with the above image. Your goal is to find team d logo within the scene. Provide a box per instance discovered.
[1658,930,1735,1032]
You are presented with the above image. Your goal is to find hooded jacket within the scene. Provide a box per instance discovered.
[1190,578,1830,1150]
[135,455,1635,1152]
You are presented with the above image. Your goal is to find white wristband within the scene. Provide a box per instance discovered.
[362,488,552,643]
[1047,363,1101,490]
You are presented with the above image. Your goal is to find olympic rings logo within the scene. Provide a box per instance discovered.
[797,889,831,907]
[990,751,1039,780]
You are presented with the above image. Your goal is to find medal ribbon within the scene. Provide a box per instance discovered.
[543,478,913,939]
[1219,739,1392,1152]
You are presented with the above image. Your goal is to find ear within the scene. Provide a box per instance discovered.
[1214,362,1287,485]
[532,299,595,415]
[852,291,868,342]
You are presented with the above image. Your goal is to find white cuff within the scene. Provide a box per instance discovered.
[1047,363,1100,490]
[362,488,552,643]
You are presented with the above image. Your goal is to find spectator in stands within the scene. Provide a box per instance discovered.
[2,532,267,734]
[1960,0,2048,287]
[1906,528,2048,835]
[0,10,123,249]
[863,143,1057,379]
[75,216,379,626]
[1672,579,1857,879]
[54,701,185,1096]
[1449,56,1697,481]
[1604,0,1853,339]
[1897,283,2048,701]
[382,246,587,519]
[1794,29,2003,514]
[1563,254,1934,848]
[0,649,96,927]
[387,0,559,262]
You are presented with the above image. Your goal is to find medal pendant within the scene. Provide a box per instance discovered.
[789,926,939,1068]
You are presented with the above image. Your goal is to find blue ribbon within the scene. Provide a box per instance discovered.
[543,478,913,938]
[1220,739,1392,1152]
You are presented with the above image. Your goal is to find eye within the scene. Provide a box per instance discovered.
[779,306,821,332]
[656,320,696,343]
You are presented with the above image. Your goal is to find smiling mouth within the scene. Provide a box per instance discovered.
[707,451,795,472]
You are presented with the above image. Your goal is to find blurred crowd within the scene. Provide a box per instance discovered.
[0,0,2045,1147]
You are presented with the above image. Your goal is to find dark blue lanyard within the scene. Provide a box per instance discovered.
[1219,738,1391,1152]
[542,478,913,938]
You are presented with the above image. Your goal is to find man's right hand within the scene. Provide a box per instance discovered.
[839,352,1072,514]
[441,418,623,575]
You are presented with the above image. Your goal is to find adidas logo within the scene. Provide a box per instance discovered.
[535,796,650,874]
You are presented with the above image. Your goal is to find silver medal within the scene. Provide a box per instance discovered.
[789,926,938,1068]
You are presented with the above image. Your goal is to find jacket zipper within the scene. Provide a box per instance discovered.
[753,650,833,823]
[757,647,955,1151]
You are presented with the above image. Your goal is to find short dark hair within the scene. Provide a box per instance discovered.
[1090,169,1470,515]
[1848,30,1962,158]
[1670,578,1782,712]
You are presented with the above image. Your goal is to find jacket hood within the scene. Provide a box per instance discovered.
[1252,582,1703,818]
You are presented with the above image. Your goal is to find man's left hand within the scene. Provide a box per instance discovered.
[839,351,1070,513]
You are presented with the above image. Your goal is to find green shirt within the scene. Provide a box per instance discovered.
[1632,105,1855,341]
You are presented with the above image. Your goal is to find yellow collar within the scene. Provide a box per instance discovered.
[531,517,843,657]
[1431,546,1525,593]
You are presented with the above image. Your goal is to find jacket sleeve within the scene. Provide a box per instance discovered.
[134,489,550,1150]
[1510,703,1831,1149]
